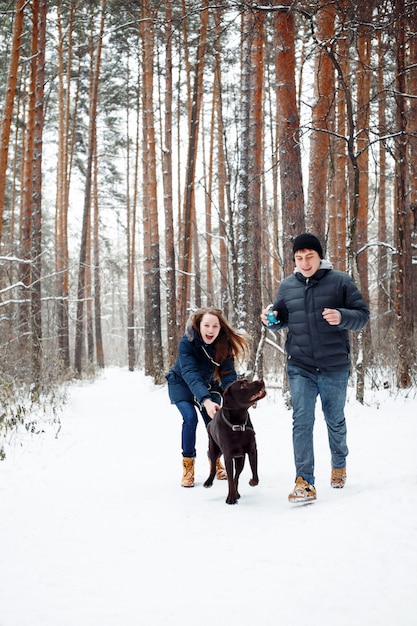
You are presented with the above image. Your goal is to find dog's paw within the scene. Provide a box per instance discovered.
[249,478,259,487]
[226,491,240,504]
[203,479,213,488]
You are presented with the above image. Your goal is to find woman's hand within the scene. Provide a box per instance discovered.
[203,398,221,419]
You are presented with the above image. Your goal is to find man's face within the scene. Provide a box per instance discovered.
[294,249,321,278]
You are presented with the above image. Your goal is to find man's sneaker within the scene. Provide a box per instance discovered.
[331,466,346,488]
[288,476,317,503]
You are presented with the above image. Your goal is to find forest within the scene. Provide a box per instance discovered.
[0,0,416,431]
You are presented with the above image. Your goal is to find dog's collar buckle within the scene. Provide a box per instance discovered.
[231,424,246,432]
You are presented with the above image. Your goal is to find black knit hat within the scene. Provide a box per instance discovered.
[293,233,323,259]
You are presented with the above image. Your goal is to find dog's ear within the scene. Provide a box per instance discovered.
[223,380,238,405]
[222,382,231,400]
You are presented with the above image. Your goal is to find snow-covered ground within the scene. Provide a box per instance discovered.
[1,367,416,626]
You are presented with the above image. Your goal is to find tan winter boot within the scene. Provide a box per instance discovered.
[215,458,227,480]
[331,466,346,489]
[181,457,195,488]
[288,476,317,503]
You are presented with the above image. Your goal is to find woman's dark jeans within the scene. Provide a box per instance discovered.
[176,401,210,458]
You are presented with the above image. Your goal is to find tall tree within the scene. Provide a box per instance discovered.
[394,0,413,388]
[306,2,335,246]
[408,1,417,305]
[92,125,104,368]
[237,5,265,373]
[329,4,349,271]
[0,0,25,246]
[126,45,138,372]
[74,0,106,374]
[31,0,47,384]
[141,0,164,382]
[19,0,38,361]
[55,0,77,369]
[177,0,209,322]
[204,96,215,306]
[354,2,372,306]
[162,0,177,368]
[376,27,389,333]
[214,7,232,315]
[273,1,305,275]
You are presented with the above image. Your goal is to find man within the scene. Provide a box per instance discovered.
[261,233,369,503]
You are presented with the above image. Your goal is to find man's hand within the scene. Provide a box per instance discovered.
[322,307,342,326]
[261,307,277,325]
[260,308,269,325]
[203,398,221,419]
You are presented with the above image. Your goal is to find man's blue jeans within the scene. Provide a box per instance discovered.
[287,364,350,485]
[176,401,210,458]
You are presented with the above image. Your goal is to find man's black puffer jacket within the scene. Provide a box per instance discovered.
[269,261,370,372]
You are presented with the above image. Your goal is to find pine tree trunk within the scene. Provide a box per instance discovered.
[273,1,305,275]
[93,136,104,369]
[0,0,25,245]
[394,2,413,388]
[376,30,390,340]
[177,0,209,321]
[330,12,349,272]
[31,0,46,386]
[74,1,105,375]
[408,6,417,326]
[141,0,164,383]
[307,2,335,244]
[126,53,134,372]
[162,0,177,368]
[214,7,231,316]
[355,4,371,305]
[19,0,38,366]
[237,6,265,375]
[55,3,75,369]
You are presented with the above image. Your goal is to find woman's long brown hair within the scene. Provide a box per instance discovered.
[190,307,251,378]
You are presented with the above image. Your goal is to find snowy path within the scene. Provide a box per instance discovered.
[1,368,416,625]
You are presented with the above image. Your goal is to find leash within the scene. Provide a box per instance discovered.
[193,386,222,411]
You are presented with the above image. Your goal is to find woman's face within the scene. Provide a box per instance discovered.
[199,313,221,344]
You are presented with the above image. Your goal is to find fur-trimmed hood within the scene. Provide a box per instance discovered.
[184,315,196,342]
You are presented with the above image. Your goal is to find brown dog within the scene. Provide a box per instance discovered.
[204,379,266,504]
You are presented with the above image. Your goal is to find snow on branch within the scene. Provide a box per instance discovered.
[234,2,291,11]
[0,281,31,295]
[0,255,33,264]
[356,241,398,256]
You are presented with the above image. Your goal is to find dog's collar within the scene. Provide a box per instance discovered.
[221,411,252,432]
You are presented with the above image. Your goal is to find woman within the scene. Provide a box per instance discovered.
[166,307,251,487]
